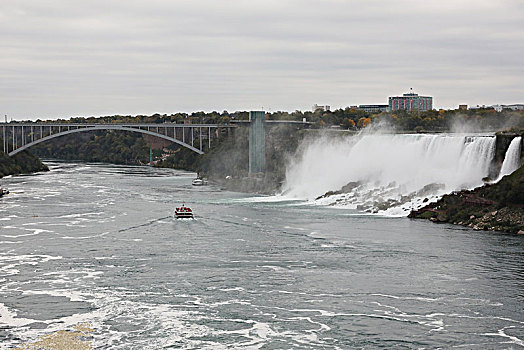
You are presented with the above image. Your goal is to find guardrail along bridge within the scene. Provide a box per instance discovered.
[1,122,236,156]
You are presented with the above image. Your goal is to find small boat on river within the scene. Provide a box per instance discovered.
[0,187,9,197]
[192,178,208,186]
[175,204,194,219]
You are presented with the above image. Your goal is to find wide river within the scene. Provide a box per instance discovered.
[0,162,523,349]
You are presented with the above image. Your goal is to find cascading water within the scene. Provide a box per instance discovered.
[496,137,522,181]
[281,133,496,216]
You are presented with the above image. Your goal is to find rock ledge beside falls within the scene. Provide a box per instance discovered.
[409,166,524,234]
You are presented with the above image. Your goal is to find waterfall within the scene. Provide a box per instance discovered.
[281,133,496,216]
[496,137,522,181]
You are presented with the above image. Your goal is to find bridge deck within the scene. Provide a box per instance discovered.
[1,122,236,156]
[0,123,235,128]
[1,120,310,158]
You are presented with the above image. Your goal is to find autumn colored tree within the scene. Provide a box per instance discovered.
[341,118,356,129]
[357,117,371,128]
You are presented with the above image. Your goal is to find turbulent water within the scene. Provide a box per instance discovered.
[0,161,523,349]
[282,133,498,216]
[497,137,522,181]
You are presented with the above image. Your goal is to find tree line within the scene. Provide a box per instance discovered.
[0,150,49,178]
[15,106,523,133]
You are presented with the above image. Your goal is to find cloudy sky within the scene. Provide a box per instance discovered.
[1,0,523,120]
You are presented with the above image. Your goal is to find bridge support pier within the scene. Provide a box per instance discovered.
[249,111,266,175]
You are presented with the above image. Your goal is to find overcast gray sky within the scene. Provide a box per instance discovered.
[1,0,523,120]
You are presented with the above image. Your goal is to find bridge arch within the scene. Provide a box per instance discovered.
[8,125,204,157]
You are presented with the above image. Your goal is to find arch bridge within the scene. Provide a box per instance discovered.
[1,123,236,157]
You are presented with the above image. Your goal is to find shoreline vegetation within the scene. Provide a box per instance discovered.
[0,151,49,178]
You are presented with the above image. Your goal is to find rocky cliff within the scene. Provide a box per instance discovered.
[409,165,524,234]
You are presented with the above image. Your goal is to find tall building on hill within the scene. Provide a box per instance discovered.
[389,89,433,112]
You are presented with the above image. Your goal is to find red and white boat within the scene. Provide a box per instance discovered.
[175,204,194,219]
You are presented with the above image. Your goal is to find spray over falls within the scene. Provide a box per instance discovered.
[497,137,522,181]
[281,133,499,216]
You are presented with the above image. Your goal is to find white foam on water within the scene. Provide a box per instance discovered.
[5,276,520,349]
[0,228,54,238]
[218,287,246,292]
[482,327,524,347]
[0,303,39,327]
[40,268,104,283]
[57,212,104,218]
[284,226,307,231]
[0,254,62,279]
[371,293,441,302]
[22,289,88,302]
[60,231,110,240]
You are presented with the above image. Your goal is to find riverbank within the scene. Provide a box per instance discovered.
[0,151,49,178]
[409,166,524,234]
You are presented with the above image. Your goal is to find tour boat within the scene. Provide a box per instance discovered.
[0,187,9,197]
[192,178,208,186]
[175,204,194,219]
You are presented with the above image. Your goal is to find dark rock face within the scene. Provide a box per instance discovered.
[409,165,524,234]
[315,181,362,200]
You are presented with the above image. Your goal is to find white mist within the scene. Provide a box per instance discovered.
[282,133,497,216]
[497,137,522,181]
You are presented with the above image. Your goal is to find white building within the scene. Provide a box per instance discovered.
[471,104,524,112]
[312,104,330,113]
[494,104,524,112]
[469,105,490,110]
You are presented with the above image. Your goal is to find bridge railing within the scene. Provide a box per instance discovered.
[0,119,311,157]
[0,122,236,156]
